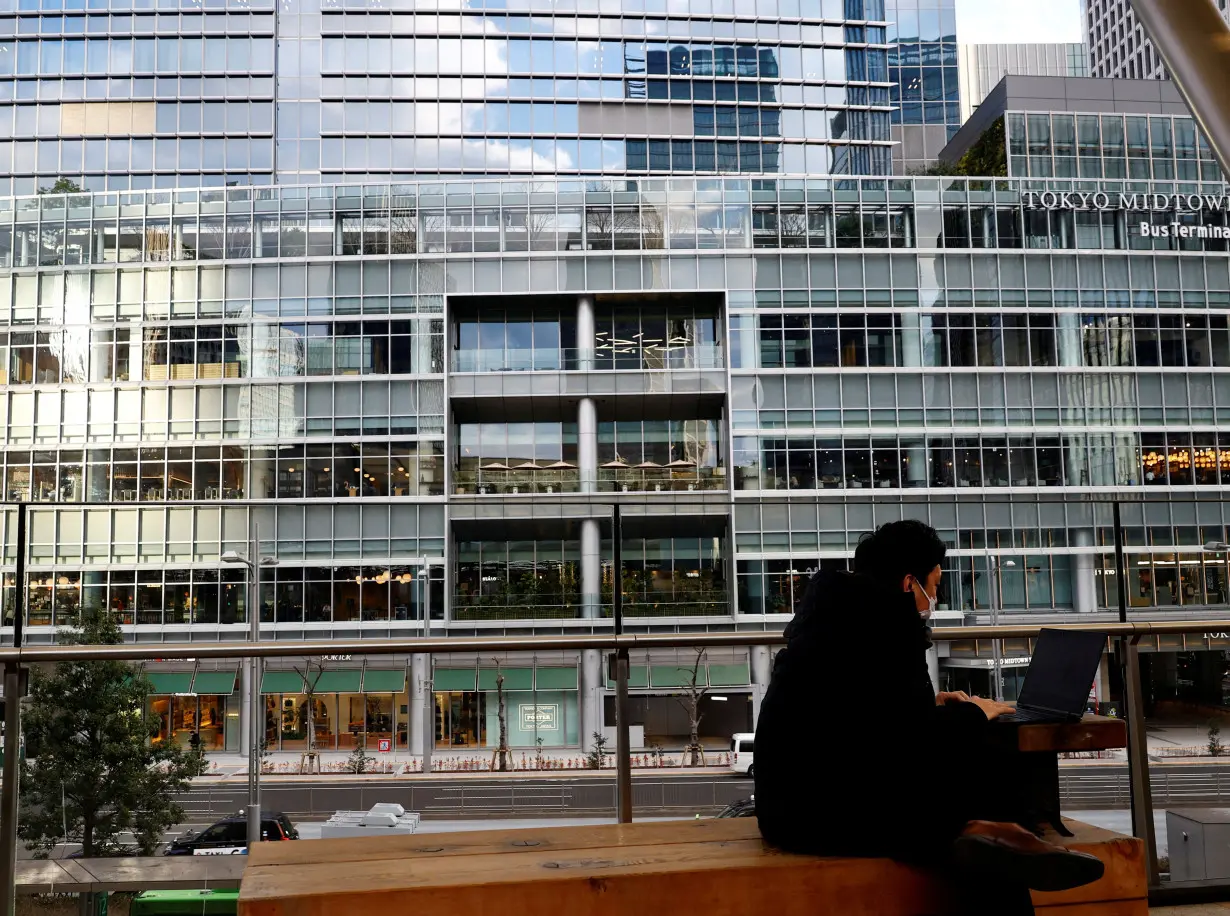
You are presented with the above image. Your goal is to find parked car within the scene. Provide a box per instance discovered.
[729,732,755,777]
[715,797,755,818]
[164,811,298,856]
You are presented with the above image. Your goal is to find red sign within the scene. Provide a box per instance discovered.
[378,738,391,753]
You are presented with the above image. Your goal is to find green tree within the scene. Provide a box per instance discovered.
[18,609,196,858]
[38,178,84,195]
[910,117,1008,178]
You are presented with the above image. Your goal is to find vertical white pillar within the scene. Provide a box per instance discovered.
[577,294,595,370]
[578,397,597,494]
[581,648,603,753]
[410,653,430,755]
[749,645,771,727]
[580,517,600,619]
[1073,527,1097,614]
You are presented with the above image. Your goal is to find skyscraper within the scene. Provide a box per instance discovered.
[1083,0,1230,80]
[958,43,1088,121]
[884,0,959,174]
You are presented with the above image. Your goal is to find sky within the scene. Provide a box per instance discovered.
[954,0,1083,43]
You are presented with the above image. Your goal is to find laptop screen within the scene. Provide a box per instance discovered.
[1016,628,1107,716]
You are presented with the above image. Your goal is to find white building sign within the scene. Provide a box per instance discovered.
[519,703,558,731]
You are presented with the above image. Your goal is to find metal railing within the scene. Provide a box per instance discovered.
[2,616,1228,907]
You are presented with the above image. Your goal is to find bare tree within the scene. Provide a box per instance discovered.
[675,648,710,767]
[292,659,327,774]
[490,659,513,772]
[780,206,808,247]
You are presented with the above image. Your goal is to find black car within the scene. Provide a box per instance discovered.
[164,811,298,856]
[715,797,756,818]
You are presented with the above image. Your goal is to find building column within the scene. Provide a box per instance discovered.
[410,653,431,755]
[749,645,772,727]
[578,291,602,753]
[581,648,603,753]
[926,647,940,692]
[577,295,595,370]
[1073,528,1097,614]
[1095,653,1112,713]
[240,662,253,757]
[579,397,597,494]
[580,517,601,619]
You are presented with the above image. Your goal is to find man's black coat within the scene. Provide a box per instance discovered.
[754,570,993,861]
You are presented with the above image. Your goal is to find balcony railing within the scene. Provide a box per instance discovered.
[450,591,730,620]
[452,467,728,495]
[451,346,724,373]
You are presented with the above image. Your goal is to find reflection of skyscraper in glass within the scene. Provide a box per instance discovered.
[885,0,960,174]
[0,0,903,194]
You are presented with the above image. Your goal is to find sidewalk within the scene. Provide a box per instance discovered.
[196,747,735,779]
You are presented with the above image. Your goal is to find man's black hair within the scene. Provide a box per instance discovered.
[854,519,947,588]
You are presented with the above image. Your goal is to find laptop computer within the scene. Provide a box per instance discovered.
[993,628,1108,724]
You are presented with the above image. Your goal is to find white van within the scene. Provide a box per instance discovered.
[730,732,755,776]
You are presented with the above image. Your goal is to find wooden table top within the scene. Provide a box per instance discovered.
[1013,714,1127,754]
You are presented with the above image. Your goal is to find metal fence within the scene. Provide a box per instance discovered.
[3,618,1230,901]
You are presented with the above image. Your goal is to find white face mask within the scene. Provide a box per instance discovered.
[910,578,938,620]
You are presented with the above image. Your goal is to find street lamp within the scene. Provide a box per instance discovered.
[988,557,1017,702]
[220,527,278,851]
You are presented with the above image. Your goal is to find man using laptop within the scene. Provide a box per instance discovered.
[755,520,1105,916]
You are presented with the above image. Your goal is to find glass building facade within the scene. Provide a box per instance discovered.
[0,0,900,195]
[4,174,1230,745]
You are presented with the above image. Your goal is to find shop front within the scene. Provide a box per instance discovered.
[601,660,754,748]
[146,669,240,752]
[433,665,580,749]
[260,666,410,751]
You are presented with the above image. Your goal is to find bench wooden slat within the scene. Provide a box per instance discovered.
[248,817,750,868]
[238,817,1147,916]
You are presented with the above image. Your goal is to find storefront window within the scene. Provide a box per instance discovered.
[435,690,486,748]
[366,695,393,748]
[147,693,231,751]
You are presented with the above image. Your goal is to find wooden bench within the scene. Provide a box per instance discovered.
[238,816,1147,916]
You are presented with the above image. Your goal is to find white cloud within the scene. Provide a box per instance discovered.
[955,0,1083,43]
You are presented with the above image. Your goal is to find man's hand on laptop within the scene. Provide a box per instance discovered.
[937,692,1014,720]
[967,696,1015,720]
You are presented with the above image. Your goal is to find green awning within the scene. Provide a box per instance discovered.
[261,671,306,694]
[606,665,650,690]
[190,671,237,695]
[535,667,578,690]
[362,668,407,693]
[312,670,362,694]
[478,667,533,691]
[706,663,751,687]
[650,664,705,688]
[147,673,194,695]
[433,668,476,692]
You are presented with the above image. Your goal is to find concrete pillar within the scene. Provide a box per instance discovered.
[580,517,601,619]
[581,648,603,753]
[577,294,595,370]
[410,653,431,755]
[749,645,771,727]
[240,662,253,756]
[1094,653,1112,712]
[926,647,940,692]
[578,397,597,493]
[1073,527,1097,614]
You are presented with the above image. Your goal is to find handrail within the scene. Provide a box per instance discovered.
[4,618,1230,663]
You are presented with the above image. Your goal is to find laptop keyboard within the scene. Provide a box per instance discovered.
[997,707,1056,724]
